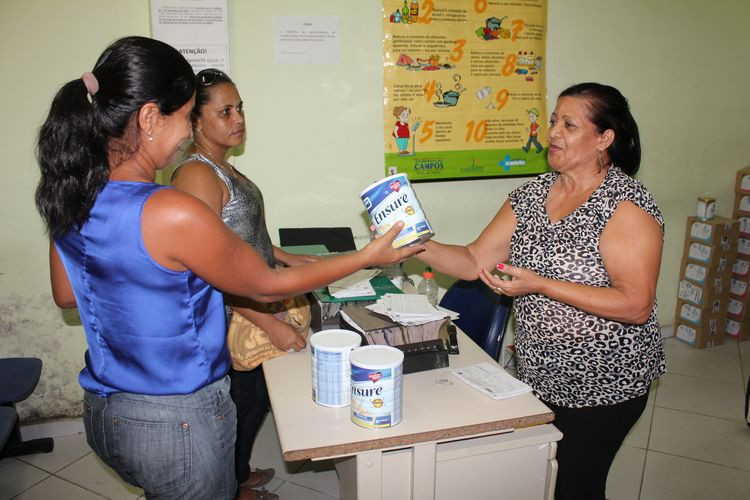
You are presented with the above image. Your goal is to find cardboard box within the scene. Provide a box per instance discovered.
[730,276,750,300]
[675,320,724,349]
[735,165,750,193]
[680,259,731,286]
[733,193,750,216]
[732,257,750,278]
[732,211,750,236]
[727,296,750,320]
[677,278,728,308]
[737,236,750,258]
[685,216,738,245]
[674,300,723,329]
[683,238,736,267]
[725,317,750,342]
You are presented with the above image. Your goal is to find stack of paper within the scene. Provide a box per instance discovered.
[327,270,379,299]
[366,293,458,326]
[451,362,532,400]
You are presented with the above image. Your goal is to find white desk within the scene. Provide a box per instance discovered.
[263,330,561,500]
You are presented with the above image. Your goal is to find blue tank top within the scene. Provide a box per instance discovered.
[54,181,230,396]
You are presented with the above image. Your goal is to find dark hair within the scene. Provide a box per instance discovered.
[193,68,234,121]
[559,82,641,176]
[36,36,196,237]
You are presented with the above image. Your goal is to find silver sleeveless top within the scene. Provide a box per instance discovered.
[180,153,275,267]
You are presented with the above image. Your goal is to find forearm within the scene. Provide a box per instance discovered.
[240,250,373,302]
[537,277,654,324]
[416,240,483,281]
[231,303,284,332]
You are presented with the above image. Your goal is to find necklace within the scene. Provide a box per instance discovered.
[195,143,235,178]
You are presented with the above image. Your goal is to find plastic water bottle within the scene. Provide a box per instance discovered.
[418,267,438,306]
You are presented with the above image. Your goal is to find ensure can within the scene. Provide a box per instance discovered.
[696,196,716,220]
[360,173,434,248]
[310,330,362,407]
[349,345,404,428]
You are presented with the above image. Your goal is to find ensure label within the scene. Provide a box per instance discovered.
[360,174,434,248]
[676,324,697,344]
[349,345,403,429]
[688,243,711,262]
[684,263,707,283]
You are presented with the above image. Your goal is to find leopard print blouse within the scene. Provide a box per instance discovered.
[508,166,666,408]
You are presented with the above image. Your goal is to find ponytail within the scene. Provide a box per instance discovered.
[36,78,109,237]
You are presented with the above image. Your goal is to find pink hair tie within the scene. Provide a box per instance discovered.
[81,72,99,97]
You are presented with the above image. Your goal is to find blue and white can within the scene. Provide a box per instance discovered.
[350,345,404,428]
[310,330,362,407]
[360,173,434,248]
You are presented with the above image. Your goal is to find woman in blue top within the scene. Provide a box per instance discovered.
[35,36,417,500]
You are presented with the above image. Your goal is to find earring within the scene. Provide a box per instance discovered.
[147,132,153,142]
[597,150,605,173]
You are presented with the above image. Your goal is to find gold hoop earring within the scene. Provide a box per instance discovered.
[597,150,605,173]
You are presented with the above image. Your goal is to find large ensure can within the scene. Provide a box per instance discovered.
[696,196,716,220]
[349,345,404,428]
[360,173,434,248]
[310,330,362,407]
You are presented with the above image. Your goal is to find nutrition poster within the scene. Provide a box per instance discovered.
[383,0,548,181]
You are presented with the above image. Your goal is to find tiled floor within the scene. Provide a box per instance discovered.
[1,335,749,499]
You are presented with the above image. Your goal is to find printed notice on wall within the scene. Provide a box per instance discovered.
[383,0,548,181]
[274,16,341,65]
[150,0,230,73]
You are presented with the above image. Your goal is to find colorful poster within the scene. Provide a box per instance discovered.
[383,0,548,181]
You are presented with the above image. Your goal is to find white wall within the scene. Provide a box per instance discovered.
[2,0,748,419]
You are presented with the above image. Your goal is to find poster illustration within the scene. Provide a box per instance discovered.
[383,0,548,181]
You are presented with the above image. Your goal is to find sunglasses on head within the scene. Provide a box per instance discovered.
[197,69,230,86]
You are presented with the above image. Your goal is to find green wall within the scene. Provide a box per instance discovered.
[1,0,748,420]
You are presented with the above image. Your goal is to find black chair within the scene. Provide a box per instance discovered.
[0,358,54,458]
[278,227,356,253]
[438,279,513,362]
[0,407,17,452]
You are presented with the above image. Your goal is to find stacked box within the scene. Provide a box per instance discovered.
[729,165,750,342]
[675,216,738,348]
[725,317,750,341]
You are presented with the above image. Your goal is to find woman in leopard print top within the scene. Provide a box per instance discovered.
[418,83,664,500]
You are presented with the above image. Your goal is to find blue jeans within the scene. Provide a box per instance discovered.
[83,376,237,499]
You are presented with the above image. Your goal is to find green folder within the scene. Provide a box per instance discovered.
[313,275,403,303]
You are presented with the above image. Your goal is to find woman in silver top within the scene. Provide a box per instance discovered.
[171,69,315,500]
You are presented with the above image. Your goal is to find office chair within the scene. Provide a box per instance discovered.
[0,358,54,458]
[278,227,357,253]
[438,279,513,362]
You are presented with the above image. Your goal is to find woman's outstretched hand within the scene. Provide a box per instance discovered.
[479,263,542,297]
[360,221,423,266]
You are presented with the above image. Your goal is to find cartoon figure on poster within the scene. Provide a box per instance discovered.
[522,108,544,154]
[392,106,421,156]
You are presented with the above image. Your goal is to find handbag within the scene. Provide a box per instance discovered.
[226,295,311,371]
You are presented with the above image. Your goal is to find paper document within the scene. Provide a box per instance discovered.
[366,293,452,325]
[452,362,532,400]
[328,270,379,298]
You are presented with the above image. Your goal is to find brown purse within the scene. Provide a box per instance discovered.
[226,295,311,371]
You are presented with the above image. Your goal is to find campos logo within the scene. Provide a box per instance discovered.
[414,159,445,170]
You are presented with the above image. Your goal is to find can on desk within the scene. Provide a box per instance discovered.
[360,173,434,248]
[697,196,716,220]
[350,345,404,428]
[310,330,362,407]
